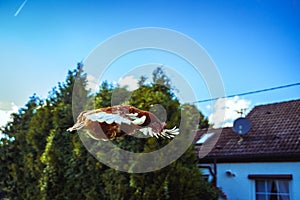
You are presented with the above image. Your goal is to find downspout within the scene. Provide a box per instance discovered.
[213,158,217,187]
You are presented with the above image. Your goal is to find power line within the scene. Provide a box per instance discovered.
[194,82,300,103]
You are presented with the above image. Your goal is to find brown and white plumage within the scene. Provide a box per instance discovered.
[67,105,179,141]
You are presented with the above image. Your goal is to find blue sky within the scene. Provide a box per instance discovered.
[1,0,300,127]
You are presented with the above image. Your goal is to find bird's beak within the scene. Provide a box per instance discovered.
[67,122,84,132]
[67,127,75,132]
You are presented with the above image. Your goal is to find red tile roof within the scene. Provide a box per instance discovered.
[196,99,300,162]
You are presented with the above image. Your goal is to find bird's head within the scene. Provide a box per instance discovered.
[67,111,87,132]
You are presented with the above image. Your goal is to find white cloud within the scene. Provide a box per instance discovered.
[118,75,139,91]
[209,96,251,128]
[86,74,100,93]
[0,102,18,127]
[0,102,19,138]
[86,75,139,93]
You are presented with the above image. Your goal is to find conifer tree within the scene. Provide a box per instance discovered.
[0,65,220,200]
[100,67,217,200]
[0,94,43,199]
[38,63,104,199]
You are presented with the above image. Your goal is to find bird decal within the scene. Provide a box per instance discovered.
[67,105,179,141]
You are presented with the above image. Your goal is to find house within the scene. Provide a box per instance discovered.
[196,99,300,200]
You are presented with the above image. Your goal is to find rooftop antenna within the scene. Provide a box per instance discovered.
[235,108,248,117]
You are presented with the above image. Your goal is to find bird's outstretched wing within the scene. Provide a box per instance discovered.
[86,111,148,126]
[67,110,146,131]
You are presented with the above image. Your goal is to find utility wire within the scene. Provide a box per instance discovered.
[194,82,300,103]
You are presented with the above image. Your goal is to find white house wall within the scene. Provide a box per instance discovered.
[216,162,300,200]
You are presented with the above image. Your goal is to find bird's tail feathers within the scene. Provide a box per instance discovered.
[160,127,179,138]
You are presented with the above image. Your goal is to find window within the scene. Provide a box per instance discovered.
[195,132,215,145]
[202,174,209,182]
[255,180,290,200]
[248,174,292,200]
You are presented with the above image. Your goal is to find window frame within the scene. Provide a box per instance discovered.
[248,174,292,200]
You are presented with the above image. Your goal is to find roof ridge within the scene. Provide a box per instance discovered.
[250,98,300,109]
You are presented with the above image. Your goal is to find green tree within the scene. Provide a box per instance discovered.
[38,63,108,199]
[94,81,114,108]
[0,63,106,199]
[0,94,44,199]
[0,65,219,200]
[100,67,216,200]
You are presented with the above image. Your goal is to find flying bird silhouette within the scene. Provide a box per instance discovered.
[67,105,179,141]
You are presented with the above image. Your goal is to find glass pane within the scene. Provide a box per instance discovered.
[268,193,277,200]
[256,194,266,200]
[256,180,265,192]
[277,180,290,194]
[279,194,290,200]
[270,180,278,193]
[266,180,273,193]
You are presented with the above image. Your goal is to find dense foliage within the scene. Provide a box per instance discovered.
[0,64,219,199]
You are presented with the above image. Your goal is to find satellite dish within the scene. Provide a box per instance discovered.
[232,117,251,135]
